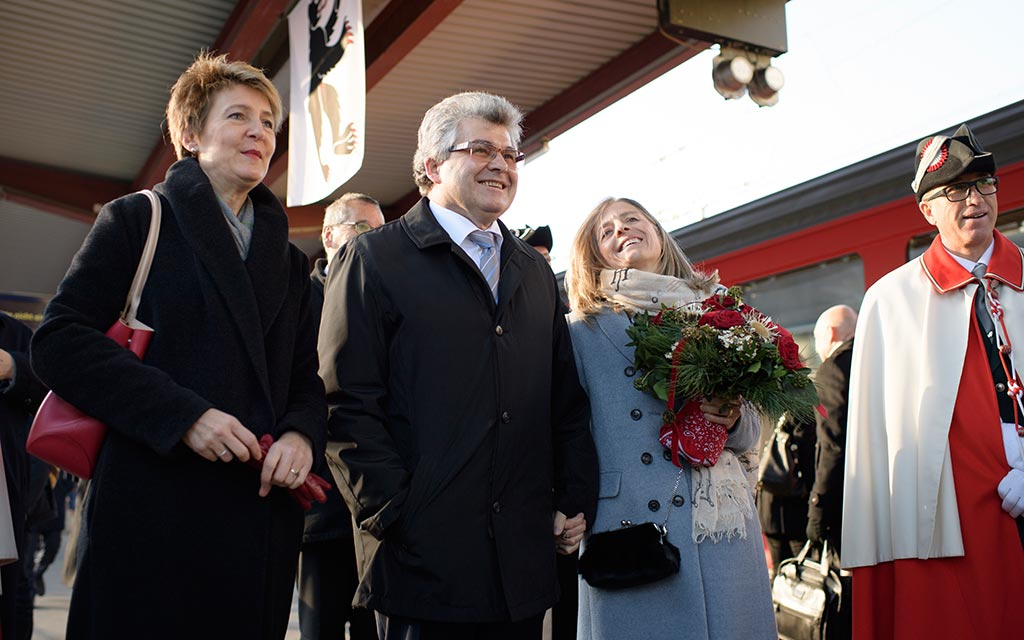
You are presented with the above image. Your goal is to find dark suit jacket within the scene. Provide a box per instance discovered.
[303,257,354,543]
[31,158,326,639]
[809,338,854,545]
[319,198,598,623]
[0,312,47,640]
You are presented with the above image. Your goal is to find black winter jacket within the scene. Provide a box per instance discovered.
[319,198,598,623]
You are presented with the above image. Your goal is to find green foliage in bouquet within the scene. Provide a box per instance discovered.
[626,287,820,423]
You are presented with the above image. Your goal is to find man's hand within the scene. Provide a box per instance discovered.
[0,349,13,381]
[554,511,586,555]
[806,502,827,544]
[998,468,1024,518]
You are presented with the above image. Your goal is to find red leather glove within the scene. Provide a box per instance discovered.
[244,434,331,511]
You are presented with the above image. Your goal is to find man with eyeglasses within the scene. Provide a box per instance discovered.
[842,123,1024,638]
[300,191,383,640]
[318,92,597,640]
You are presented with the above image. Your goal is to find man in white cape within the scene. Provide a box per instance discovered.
[842,123,1024,638]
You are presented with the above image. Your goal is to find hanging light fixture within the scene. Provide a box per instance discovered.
[748,65,785,107]
[712,49,754,100]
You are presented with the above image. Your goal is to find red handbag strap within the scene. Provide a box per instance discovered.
[120,189,162,324]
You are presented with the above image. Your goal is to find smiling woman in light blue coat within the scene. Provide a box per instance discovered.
[564,197,776,640]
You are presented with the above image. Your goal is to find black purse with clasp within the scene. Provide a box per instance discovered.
[578,520,680,589]
[578,468,684,590]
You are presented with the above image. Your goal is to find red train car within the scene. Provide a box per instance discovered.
[675,99,1024,366]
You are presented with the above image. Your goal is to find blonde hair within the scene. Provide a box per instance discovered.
[166,52,283,160]
[565,197,719,316]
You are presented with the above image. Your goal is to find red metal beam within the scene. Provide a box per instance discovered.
[0,157,130,223]
[2,189,98,225]
[282,203,327,236]
[265,0,465,188]
[131,0,294,191]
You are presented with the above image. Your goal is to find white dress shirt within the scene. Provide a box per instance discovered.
[427,201,503,272]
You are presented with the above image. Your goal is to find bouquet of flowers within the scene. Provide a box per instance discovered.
[626,287,820,468]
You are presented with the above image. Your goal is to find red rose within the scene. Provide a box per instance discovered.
[774,327,803,370]
[699,309,745,329]
[703,295,738,311]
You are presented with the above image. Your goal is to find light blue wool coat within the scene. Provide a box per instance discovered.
[568,308,777,640]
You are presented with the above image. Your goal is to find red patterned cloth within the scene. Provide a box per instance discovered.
[659,398,728,467]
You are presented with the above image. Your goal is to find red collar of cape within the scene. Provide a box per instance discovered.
[921,230,1024,294]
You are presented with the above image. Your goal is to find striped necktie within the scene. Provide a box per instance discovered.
[972,262,995,342]
[469,230,499,302]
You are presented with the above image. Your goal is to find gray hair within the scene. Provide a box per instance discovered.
[323,192,381,226]
[412,92,524,196]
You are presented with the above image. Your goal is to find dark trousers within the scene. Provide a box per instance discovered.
[765,536,805,578]
[376,612,544,640]
[551,551,578,640]
[297,537,376,640]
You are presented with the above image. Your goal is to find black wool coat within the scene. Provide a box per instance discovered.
[319,198,599,623]
[809,338,854,549]
[30,159,326,639]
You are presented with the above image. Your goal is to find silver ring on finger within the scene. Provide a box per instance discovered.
[218,448,229,457]
[289,468,300,476]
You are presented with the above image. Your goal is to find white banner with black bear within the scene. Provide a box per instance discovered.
[287,0,365,206]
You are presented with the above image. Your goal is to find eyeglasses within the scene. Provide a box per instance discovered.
[331,221,374,234]
[449,140,525,168]
[923,176,999,203]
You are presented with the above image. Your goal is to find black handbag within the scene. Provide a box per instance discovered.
[578,468,683,590]
[758,417,805,496]
[578,521,680,589]
[772,541,851,640]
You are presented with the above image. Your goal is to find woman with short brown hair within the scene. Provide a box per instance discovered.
[31,53,325,638]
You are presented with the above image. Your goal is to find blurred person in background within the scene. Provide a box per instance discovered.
[0,311,47,640]
[805,305,856,554]
[299,192,383,640]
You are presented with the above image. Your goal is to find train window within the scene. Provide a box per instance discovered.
[908,207,1024,260]
[737,255,865,369]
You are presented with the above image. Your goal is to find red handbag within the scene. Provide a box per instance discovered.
[27,190,162,478]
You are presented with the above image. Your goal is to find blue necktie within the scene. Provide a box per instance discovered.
[469,230,499,302]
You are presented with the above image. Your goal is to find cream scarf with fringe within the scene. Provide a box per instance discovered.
[600,268,755,542]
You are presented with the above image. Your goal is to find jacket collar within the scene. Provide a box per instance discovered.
[921,230,1024,293]
[154,158,290,399]
[400,197,538,311]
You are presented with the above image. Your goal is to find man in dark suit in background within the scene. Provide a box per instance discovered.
[0,311,48,640]
[300,193,383,640]
[319,91,598,640]
[806,304,856,553]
